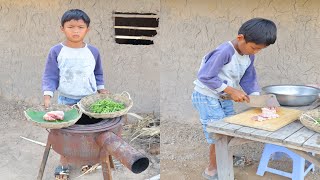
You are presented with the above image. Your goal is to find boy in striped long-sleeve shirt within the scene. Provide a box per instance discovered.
[192,18,277,179]
[42,9,108,180]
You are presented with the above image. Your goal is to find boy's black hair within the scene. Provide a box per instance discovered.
[238,18,277,46]
[61,9,90,27]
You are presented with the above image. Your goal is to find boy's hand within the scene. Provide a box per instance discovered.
[98,89,109,94]
[223,86,249,103]
[44,95,51,108]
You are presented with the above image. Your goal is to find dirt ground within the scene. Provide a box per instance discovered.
[2,97,320,180]
[161,119,320,180]
[0,98,159,180]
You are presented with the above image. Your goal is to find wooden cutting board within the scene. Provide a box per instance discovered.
[224,107,303,131]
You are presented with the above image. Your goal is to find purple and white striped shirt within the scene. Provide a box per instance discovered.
[194,41,260,98]
[42,43,105,99]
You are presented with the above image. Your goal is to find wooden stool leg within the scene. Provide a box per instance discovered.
[37,141,51,180]
[109,155,115,169]
[101,152,112,180]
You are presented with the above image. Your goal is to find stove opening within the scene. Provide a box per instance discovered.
[75,114,104,125]
[131,157,149,174]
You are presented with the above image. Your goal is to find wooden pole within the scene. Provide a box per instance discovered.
[101,150,112,180]
[37,139,51,180]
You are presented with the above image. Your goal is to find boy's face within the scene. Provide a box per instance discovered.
[61,19,89,43]
[237,34,266,55]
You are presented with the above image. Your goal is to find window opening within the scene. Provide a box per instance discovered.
[113,12,159,45]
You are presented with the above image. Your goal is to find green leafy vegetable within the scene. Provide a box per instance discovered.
[314,118,320,125]
[90,99,125,113]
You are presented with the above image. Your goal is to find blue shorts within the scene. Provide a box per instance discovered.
[58,96,81,105]
[191,91,235,144]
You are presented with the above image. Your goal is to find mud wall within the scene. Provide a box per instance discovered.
[0,0,160,114]
[1,0,320,120]
[159,0,320,122]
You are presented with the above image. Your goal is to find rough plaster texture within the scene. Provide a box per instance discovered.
[1,0,320,121]
[160,0,320,122]
[0,0,160,114]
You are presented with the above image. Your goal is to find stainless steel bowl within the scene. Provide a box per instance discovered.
[262,85,320,106]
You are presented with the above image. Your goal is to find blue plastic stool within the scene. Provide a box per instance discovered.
[257,144,315,180]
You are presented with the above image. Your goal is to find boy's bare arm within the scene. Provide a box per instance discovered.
[44,95,51,108]
[98,89,109,94]
[223,86,249,103]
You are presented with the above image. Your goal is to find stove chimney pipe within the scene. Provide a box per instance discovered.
[97,131,149,174]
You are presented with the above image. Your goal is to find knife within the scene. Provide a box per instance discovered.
[246,94,280,108]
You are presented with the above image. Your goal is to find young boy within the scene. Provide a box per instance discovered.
[191,18,277,179]
[42,9,107,180]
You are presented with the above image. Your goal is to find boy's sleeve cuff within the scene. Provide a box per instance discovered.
[249,92,260,95]
[44,91,53,97]
[215,83,228,93]
[97,85,105,90]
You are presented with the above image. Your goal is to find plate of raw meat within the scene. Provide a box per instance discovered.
[24,104,82,129]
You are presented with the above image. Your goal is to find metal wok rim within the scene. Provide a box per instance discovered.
[262,84,320,97]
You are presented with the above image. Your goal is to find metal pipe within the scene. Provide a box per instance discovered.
[96,131,149,174]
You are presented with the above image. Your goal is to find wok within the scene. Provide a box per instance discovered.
[262,85,320,106]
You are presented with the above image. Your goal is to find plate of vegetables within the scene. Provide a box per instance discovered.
[77,91,133,119]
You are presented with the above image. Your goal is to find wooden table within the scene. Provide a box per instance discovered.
[206,103,320,180]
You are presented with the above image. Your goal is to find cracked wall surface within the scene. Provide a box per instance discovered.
[0,0,160,114]
[160,0,320,122]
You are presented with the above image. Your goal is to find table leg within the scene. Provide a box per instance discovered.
[215,134,234,180]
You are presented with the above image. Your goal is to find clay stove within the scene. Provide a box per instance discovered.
[37,115,149,180]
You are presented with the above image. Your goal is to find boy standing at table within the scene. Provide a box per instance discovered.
[192,18,277,179]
